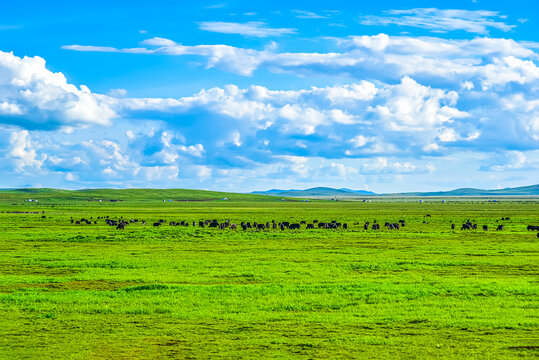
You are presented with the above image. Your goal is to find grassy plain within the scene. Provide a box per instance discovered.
[0,189,537,359]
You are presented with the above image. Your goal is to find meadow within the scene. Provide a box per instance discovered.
[0,189,537,359]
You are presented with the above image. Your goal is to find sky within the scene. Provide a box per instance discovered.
[0,0,538,192]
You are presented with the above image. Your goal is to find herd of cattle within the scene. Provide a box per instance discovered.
[68,216,539,236]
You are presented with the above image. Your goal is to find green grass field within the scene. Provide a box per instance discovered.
[0,189,537,359]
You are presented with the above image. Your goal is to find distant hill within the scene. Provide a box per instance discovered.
[389,184,539,197]
[252,184,539,197]
[251,187,377,197]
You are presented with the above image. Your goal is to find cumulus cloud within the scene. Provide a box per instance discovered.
[0,51,117,129]
[198,21,296,37]
[360,8,516,34]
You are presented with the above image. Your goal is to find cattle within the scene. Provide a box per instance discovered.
[300,221,306,225]
[289,223,300,230]
[273,223,277,229]
[372,223,380,230]
[153,222,161,227]
[426,214,431,217]
[280,224,285,230]
[364,222,369,230]
[241,224,247,230]
[451,223,456,230]
[483,225,489,231]
[230,224,237,230]
[306,224,314,229]
[257,223,265,230]
[343,223,348,229]
[71,219,74,224]
[527,225,539,231]
[496,225,504,231]
[281,222,290,228]
[313,220,318,223]
[116,223,125,230]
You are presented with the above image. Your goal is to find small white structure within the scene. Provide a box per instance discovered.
[222,197,229,201]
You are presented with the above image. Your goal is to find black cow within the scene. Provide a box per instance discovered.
[451,223,456,230]
[343,223,348,229]
[153,222,161,227]
[527,225,539,231]
[496,225,504,231]
[289,223,300,230]
[483,225,489,231]
[306,224,314,229]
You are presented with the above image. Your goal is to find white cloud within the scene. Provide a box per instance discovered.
[360,8,516,34]
[371,76,470,131]
[292,10,327,19]
[198,21,296,37]
[108,88,128,97]
[8,130,46,171]
[62,34,539,90]
[481,151,531,171]
[0,51,118,129]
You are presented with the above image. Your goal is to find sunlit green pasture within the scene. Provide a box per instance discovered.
[0,190,537,359]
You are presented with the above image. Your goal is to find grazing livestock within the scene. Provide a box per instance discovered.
[527,225,539,231]
[483,225,489,231]
[153,222,161,227]
[306,224,314,229]
[230,224,237,230]
[289,223,300,230]
[496,225,504,231]
[451,223,456,230]
[343,223,348,229]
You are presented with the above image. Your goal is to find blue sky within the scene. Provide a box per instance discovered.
[0,0,538,192]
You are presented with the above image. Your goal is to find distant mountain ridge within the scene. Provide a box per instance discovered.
[251,187,377,196]
[251,184,539,197]
[388,184,539,197]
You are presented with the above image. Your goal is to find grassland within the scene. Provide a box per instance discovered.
[0,189,537,359]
